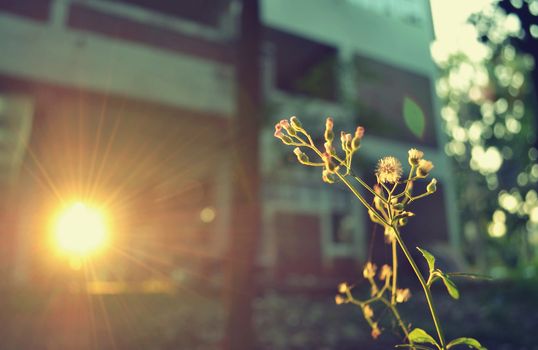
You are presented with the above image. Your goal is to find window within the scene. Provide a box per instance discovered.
[354,54,438,147]
[266,27,339,101]
[106,0,233,27]
[332,212,355,244]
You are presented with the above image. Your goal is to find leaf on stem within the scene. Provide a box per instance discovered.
[403,97,426,139]
[396,344,436,350]
[416,247,435,273]
[447,337,487,349]
[440,274,460,300]
[408,328,439,347]
[447,272,493,281]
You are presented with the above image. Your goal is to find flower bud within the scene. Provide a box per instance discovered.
[393,202,404,211]
[274,123,282,136]
[374,195,382,210]
[280,135,293,144]
[398,217,408,226]
[322,117,334,143]
[396,288,411,303]
[379,264,392,281]
[324,141,336,156]
[351,137,361,151]
[416,159,434,178]
[326,117,334,131]
[371,324,381,339]
[280,119,296,136]
[323,153,337,173]
[344,133,353,152]
[374,184,382,195]
[355,126,365,139]
[335,295,346,305]
[408,148,424,166]
[293,147,309,164]
[351,127,364,151]
[322,169,336,183]
[340,131,348,152]
[427,178,437,193]
[363,262,377,279]
[290,116,302,130]
[363,305,374,318]
[338,282,349,294]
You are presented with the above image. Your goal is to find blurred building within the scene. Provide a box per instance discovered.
[0,0,460,289]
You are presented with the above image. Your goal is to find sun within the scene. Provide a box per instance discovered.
[54,202,108,256]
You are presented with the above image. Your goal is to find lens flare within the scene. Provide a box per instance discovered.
[55,202,107,256]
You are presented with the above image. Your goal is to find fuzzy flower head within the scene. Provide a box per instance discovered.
[376,156,403,184]
[416,159,434,178]
[408,148,424,166]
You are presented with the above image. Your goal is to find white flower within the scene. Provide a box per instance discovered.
[408,148,424,166]
[376,157,403,183]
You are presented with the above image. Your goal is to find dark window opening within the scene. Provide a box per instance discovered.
[274,212,322,278]
[332,212,354,244]
[265,27,339,101]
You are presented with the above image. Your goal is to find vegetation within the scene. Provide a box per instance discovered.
[275,116,486,350]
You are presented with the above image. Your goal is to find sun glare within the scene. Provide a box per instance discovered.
[55,202,108,256]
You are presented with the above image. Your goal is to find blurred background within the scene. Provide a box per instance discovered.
[0,0,537,349]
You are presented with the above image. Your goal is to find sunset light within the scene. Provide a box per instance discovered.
[54,202,108,256]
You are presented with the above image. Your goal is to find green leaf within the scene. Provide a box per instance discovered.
[417,247,436,272]
[396,344,436,350]
[408,328,438,346]
[403,96,426,139]
[440,274,460,299]
[447,272,493,281]
[447,337,487,349]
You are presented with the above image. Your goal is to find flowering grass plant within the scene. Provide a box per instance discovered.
[274,116,486,350]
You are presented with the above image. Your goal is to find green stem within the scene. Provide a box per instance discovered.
[379,297,412,345]
[350,172,387,204]
[330,156,388,205]
[337,173,388,226]
[392,226,446,349]
[408,192,433,203]
[391,238,398,305]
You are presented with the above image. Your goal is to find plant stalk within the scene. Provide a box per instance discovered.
[379,297,412,344]
[391,238,398,305]
[392,226,446,349]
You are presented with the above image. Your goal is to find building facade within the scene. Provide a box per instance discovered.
[0,0,460,287]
